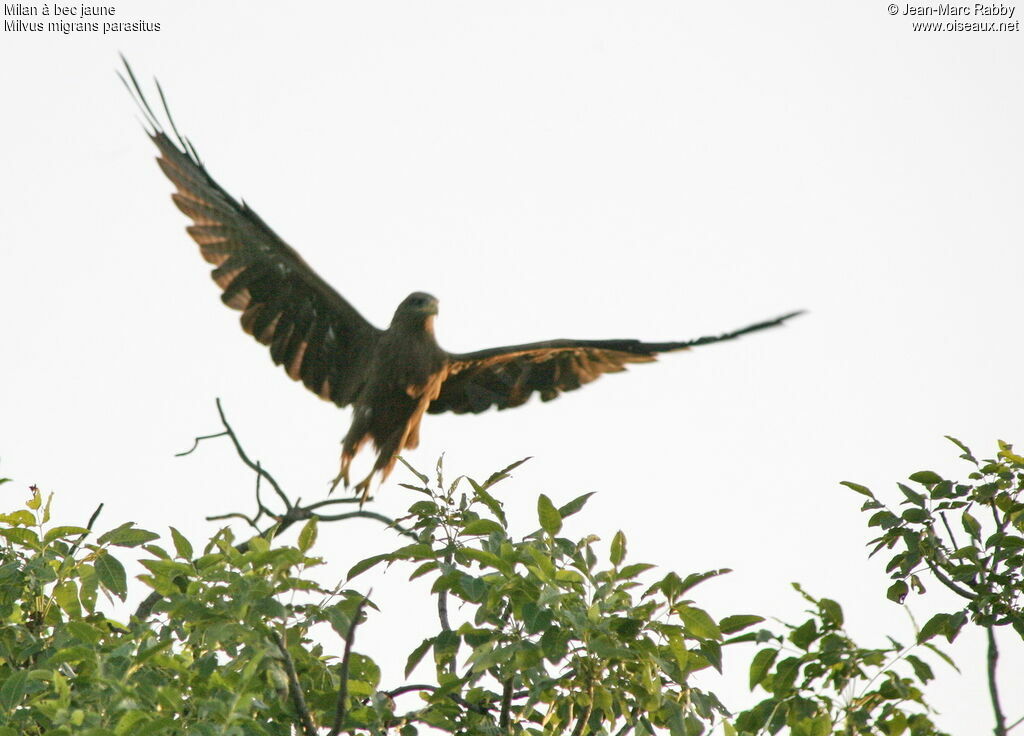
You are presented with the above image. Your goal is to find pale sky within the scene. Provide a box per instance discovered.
[2,2,1022,733]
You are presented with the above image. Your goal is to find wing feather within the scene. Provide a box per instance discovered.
[429,312,802,415]
[122,59,381,407]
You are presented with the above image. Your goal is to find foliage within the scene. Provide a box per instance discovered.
[843,438,1024,735]
[348,457,746,734]
[2,424,1000,735]
[734,585,949,736]
[844,438,1024,641]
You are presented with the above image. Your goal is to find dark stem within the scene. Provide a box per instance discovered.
[922,556,976,600]
[988,625,1007,736]
[66,503,104,561]
[499,677,514,732]
[938,511,960,550]
[328,593,370,736]
[570,692,594,736]
[314,510,417,539]
[271,630,318,736]
[135,402,412,621]
[212,398,292,510]
[438,545,455,674]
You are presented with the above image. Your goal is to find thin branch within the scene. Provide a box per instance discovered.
[328,593,371,736]
[271,630,318,736]
[213,398,291,510]
[988,625,1007,736]
[205,511,262,530]
[499,677,514,732]
[384,683,492,715]
[923,556,976,600]
[314,510,417,540]
[938,511,960,551]
[67,502,104,559]
[1007,714,1024,732]
[387,683,439,698]
[305,496,365,510]
[570,682,595,736]
[175,431,229,457]
[133,401,413,622]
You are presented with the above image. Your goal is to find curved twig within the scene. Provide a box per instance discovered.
[212,398,291,510]
[923,556,976,601]
[314,510,417,540]
[271,629,318,736]
[175,431,229,457]
[328,592,371,736]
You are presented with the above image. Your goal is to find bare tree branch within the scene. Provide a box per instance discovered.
[133,401,414,621]
[175,430,229,457]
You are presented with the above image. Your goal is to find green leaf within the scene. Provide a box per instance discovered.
[840,481,874,497]
[901,508,929,523]
[347,553,391,580]
[887,580,909,604]
[961,511,982,540]
[676,605,722,640]
[610,530,626,566]
[461,519,504,536]
[945,435,976,463]
[457,547,509,574]
[98,523,160,548]
[897,483,926,507]
[95,551,128,600]
[0,670,28,710]
[558,491,596,518]
[468,480,507,528]
[0,527,40,548]
[618,562,655,580]
[772,656,802,693]
[789,619,818,650]
[434,630,460,664]
[720,615,764,635]
[918,613,949,643]
[749,648,777,690]
[677,568,731,596]
[297,517,318,553]
[537,494,562,536]
[909,470,943,485]
[818,598,844,627]
[54,580,82,618]
[42,526,90,544]
[169,527,193,560]
[397,456,429,484]
[0,510,35,526]
[905,653,934,684]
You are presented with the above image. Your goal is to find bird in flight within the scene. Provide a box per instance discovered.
[121,59,802,501]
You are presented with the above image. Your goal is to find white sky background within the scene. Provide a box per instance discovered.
[2,1,1022,732]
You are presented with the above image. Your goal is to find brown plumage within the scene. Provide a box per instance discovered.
[121,60,802,500]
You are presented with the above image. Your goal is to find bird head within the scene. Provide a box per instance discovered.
[393,292,440,330]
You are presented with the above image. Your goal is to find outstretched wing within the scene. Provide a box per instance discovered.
[429,312,803,414]
[121,59,380,407]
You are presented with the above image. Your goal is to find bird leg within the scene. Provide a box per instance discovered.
[353,473,376,506]
[331,435,371,494]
